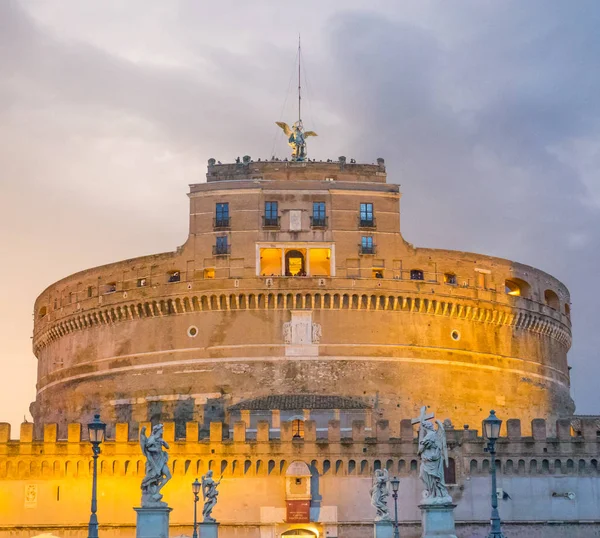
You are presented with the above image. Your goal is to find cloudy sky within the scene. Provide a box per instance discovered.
[1,0,599,430]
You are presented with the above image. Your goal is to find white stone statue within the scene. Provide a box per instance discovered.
[140,424,172,507]
[370,468,391,521]
[201,470,221,522]
[311,322,322,344]
[413,406,452,504]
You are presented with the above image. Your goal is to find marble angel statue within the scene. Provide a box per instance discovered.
[201,469,222,522]
[139,423,172,506]
[370,468,392,521]
[418,415,452,504]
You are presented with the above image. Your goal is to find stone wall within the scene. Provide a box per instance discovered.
[0,417,598,537]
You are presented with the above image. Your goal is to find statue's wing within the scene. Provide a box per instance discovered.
[276,121,292,137]
[436,420,449,467]
[201,475,208,500]
[304,130,318,137]
[140,427,148,455]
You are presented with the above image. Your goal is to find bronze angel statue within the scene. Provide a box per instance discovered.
[275,120,317,161]
[417,410,452,504]
[140,424,172,506]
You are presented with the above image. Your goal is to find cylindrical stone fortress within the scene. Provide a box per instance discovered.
[31,159,574,436]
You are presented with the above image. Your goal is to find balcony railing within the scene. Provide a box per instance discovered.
[359,244,376,255]
[310,216,328,229]
[213,217,231,230]
[358,217,376,229]
[262,216,281,229]
[213,245,231,256]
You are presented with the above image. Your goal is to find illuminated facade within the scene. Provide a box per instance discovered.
[31,158,574,437]
[3,157,595,538]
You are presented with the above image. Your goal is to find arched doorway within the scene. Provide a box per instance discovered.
[285,250,306,276]
[281,529,317,537]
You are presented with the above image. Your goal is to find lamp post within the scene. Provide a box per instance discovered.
[483,410,505,538]
[390,476,400,538]
[192,478,201,538]
[87,414,106,538]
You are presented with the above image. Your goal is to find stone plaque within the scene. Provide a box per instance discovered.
[286,500,310,523]
[289,210,302,231]
[24,484,37,508]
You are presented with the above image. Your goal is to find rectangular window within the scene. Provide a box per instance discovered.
[410,269,424,281]
[359,203,375,228]
[215,203,230,229]
[214,236,229,255]
[264,201,279,228]
[361,236,374,254]
[311,202,327,228]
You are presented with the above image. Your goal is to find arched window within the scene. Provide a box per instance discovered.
[410,269,424,281]
[444,457,456,484]
[565,303,571,318]
[544,289,560,310]
[285,250,306,277]
[505,278,531,298]
[291,419,304,439]
[38,306,47,318]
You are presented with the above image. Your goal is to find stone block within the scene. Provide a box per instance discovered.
[532,418,547,440]
[352,420,365,442]
[304,420,316,442]
[134,506,172,538]
[582,418,598,440]
[374,521,394,538]
[506,419,521,439]
[556,418,572,440]
[419,502,457,538]
[328,420,341,442]
[186,421,199,442]
[257,421,270,442]
[376,420,390,442]
[43,424,57,443]
[162,421,175,443]
[400,419,414,440]
[20,422,34,443]
[233,421,246,442]
[210,422,223,443]
[0,423,10,443]
[115,423,128,443]
[198,522,219,538]
[280,421,292,442]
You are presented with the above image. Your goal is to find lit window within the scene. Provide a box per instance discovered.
[137,278,147,287]
[410,270,424,281]
[373,269,384,279]
[204,268,215,279]
[444,273,457,285]
[291,419,305,439]
[168,271,181,283]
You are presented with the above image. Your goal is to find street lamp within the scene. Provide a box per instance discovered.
[390,476,400,538]
[87,414,106,538]
[483,410,505,538]
[192,478,201,538]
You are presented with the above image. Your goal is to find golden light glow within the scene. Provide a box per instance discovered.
[204,268,215,279]
[260,248,282,276]
[308,248,331,276]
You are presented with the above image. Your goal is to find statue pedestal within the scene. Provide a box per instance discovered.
[134,506,172,538]
[419,502,457,538]
[199,522,219,538]
[374,520,394,538]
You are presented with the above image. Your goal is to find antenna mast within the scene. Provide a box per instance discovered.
[298,34,301,124]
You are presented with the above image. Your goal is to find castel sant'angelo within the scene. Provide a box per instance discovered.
[1,115,599,538]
